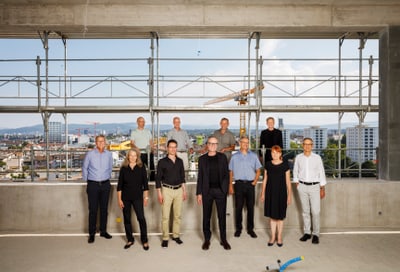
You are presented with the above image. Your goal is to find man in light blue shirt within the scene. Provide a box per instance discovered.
[82,135,113,244]
[229,136,262,239]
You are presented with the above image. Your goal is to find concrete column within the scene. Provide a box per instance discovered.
[379,26,400,181]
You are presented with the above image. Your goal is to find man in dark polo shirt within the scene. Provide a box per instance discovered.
[156,139,186,248]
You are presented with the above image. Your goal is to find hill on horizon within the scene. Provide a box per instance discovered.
[0,121,379,135]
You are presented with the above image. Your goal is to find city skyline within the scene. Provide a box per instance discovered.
[0,119,379,135]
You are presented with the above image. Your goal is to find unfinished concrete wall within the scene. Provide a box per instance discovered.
[1,180,399,234]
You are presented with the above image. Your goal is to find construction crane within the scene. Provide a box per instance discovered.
[87,122,100,138]
[204,83,264,137]
[75,127,89,137]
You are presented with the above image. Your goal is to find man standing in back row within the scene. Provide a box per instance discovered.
[212,117,236,162]
[293,137,326,244]
[167,116,193,171]
[259,117,283,165]
[130,116,155,181]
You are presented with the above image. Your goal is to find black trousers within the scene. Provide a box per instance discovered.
[234,182,255,232]
[202,188,227,242]
[140,153,155,181]
[87,181,111,235]
[122,199,148,243]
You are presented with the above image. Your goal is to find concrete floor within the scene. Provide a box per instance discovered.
[1,229,399,272]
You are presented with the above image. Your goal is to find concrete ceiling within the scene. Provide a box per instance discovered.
[1,0,400,39]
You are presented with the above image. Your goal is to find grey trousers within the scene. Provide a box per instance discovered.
[298,183,321,236]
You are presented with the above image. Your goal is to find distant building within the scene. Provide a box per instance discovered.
[78,134,90,144]
[48,122,62,143]
[346,126,378,162]
[282,129,291,151]
[278,118,290,151]
[303,126,327,154]
[278,118,284,130]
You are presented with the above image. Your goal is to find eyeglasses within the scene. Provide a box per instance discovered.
[303,143,313,146]
[207,142,218,145]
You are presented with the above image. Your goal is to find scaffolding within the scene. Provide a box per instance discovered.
[0,32,379,181]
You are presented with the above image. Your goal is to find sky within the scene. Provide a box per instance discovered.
[0,38,379,130]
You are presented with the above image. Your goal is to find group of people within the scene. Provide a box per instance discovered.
[82,116,326,251]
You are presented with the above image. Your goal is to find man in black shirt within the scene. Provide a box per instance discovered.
[156,139,186,248]
[259,117,283,165]
[196,136,231,250]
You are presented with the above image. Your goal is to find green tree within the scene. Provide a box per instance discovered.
[361,160,376,177]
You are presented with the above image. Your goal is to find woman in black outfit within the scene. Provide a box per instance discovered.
[260,145,291,247]
[117,148,149,250]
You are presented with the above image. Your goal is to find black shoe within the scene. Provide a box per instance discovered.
[267,241,275,246]
[247,230,257,238]
[312,235,319,244]
[172,237,183,244]
[234,230,241,237]
[143,243,149,251]
[299,234,312,242]
[277,243,283,247]
[100,232,112,239]
[161,240,168,248]
[88,235,95,243]
[202,240,210,250]
[220,240,231,250]
[124,241,134,249]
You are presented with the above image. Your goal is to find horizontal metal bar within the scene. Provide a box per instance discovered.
[0,105,379,113]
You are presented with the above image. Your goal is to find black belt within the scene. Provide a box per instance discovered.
[88,179,109,184]
[299,181,319,186]
[235,179,253,183]
[162,184,182,190]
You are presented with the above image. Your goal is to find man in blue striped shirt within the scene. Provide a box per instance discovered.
[82,135,113,244]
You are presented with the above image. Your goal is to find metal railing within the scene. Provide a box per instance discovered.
[0,145,377,182]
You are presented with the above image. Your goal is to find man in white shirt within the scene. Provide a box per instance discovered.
[130,116,155,180]
[293,137,326,244]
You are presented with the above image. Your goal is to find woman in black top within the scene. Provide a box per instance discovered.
[260,145,291,247]
[117,148,149,250]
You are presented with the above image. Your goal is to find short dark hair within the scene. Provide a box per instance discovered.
[95,135,105,142]
[167,139,178,147]
[220,117,229,123]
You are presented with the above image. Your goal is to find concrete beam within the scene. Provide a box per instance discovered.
[1,1,400,38]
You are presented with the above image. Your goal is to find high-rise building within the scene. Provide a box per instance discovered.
[278,118,284,130]
[48,122,62,143]
[282,129,290,151]
[303,126,327,154]
[278,118,290,151]
[346,126,378,162]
